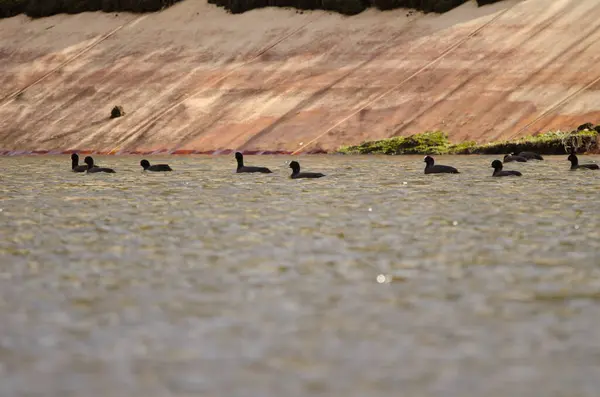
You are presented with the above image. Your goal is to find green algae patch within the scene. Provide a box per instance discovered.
[337,129,599,155]
[338,131,478,155]
[458,130,599,155]
[338,131,451,155]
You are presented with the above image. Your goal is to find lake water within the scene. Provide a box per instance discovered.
[1,154,600,397]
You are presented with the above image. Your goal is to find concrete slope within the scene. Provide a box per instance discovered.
[0,0,599,154]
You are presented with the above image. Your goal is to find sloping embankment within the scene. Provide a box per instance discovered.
[1,0,599,154]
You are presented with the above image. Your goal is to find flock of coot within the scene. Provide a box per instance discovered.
[70,152,326,178]
[70,150,599,178]
[424,150,599,176]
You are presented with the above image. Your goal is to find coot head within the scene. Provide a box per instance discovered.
[567,153,578,163]
[84,156,94,166]
[71,153,79,161]
[289,161,300,172]
[491,160,503,169]
[140,159,150,170]
[423,155,434,165]
[235,152,243,161]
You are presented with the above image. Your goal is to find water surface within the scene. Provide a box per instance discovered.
[1,154,600,397]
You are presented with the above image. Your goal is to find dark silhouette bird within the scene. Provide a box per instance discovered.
[518,151,544,160]
[84,156,115,173]
[491,159,522,177]
[140,159,172,172]
[503,153,528,163]
[423,155,459,174]
[235,152,272,173]
[71,153,88,172]
[289,161,325,179]
[567,153,599,170]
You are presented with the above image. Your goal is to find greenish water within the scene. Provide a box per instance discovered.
[1,154,600,397]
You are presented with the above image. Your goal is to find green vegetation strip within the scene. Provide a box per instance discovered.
[337,129,600,155]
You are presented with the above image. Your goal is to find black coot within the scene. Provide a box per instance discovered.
[140,159,172,172]
[71,153,88,172]
[84,156,115,173]
[518,151,544,160]
[503,153,528,163]
[423,155,459,174]
[235,152,272,173]
[568,153,599,170]
[289,161,325,179]
[491,159,522,177]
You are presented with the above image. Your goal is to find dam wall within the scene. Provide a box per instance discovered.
[1,0,599,154]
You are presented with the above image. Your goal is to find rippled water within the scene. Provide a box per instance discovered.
[2,154,600,397]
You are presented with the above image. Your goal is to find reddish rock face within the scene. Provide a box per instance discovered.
[0,0,599,154]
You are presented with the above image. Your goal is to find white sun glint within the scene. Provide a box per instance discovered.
[376,274,392,284]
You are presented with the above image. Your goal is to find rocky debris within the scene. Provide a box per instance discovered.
[110,105,125,119]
